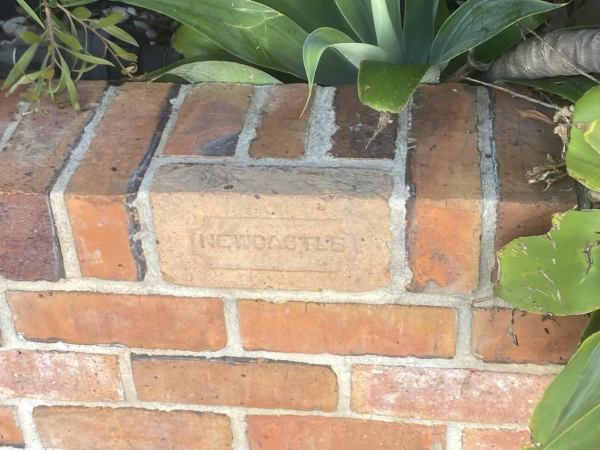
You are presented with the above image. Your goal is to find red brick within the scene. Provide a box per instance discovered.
[132,356,338,411]
[0,82,106,281]
[35,407,232,450]
[164,83,252,156]
[351,365,552,424]
[7,291,227,351]
[463,428,531,450]
[0,88,24,137]
[328,84,397,159]
[238,300,456,358]
[0,350,122,401]
[247,415,446,450]
[406,84,482,293]
[0,407,23,447]
[66,83,172,280]
[249,84,313,158]
[472,308,588,364]
[494,91,577,251]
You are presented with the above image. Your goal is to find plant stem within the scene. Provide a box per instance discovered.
[41,0,56,69]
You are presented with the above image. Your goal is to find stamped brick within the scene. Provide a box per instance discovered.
[247,415,446,450]
[238,300,456,357]
[0,407,23,447]
[249,84,313,158]
[150,164,392,291]
[0,82,106,281]
[7,291,227,351]
[494,91,577,251]
[328,84,397,159]
[35,407,232,450]
[133,356,338,411]
[406,84,482,293]
[66,83,173,280]
[463,428,531,450]
[0,350,122,401]
[472,308,588,364]
[163,83,252,156]
[351,365,552,424]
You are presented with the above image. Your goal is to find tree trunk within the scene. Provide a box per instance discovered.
[485,29,600,81]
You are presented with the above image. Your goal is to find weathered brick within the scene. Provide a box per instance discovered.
[406,84,482,293]
[238,300,456,357]
[150,164,391,291]
[163,83,252,156]
[0,82,106,281]
[462,428,531,450]
[7,291,227,351]
[0,89,23,137]
[0,350,122,401]
[249,84,312,158]
[328,84,397,159]
[66,83,173,280]
[472,308,588,364]
[0,407,23,447]
[133,356,338,411]
[494,91,577,252]
[247,415,446,450]
[351,365,551,424]
[35,407,232,450]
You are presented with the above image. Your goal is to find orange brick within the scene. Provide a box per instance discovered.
[0,407,23,447]
[66,83,173,280]
[163,83,253,156]
[494,91,577,251]
[463,428,531,450]
[8,291,227,351]
[133,356,338,411]
[247,415,446,450]
[35,407,232,450]
[249,84,313,158]
[0,82,106,281]
[238,300,456,357]
[472,308,588,364]
[352,365,552,424]
[406,84,482,293]
[0,350,122,401]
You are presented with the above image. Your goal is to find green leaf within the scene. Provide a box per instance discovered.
[149,60,282,85]
[60,0,96,6]
[102,25,139,47]
[429,0,562,64]
[96,12,125,29]
[528,331,600,449]
[71,6,92,20]
[2,43,40,89]
[434,0,451,33]
[582,120,600,154]
[404,0,438,63]
[509,76,598,103]
[54,29,83,51]
[495,210,600,316]
[173,25,224,58]
[371,0,404,62]
[58,53,80,111]
[580,311,600,345]
[106,40,138,62]
[16,0,45,29]
[20,30,43,44]
[358,61,431,113]
[567,86,600,191]
[333,0,378,45]
[63,49,115,66]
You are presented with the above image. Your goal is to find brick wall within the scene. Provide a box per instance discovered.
[0,81,585,450]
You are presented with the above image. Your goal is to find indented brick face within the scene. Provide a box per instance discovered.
[462,428,531,450]
[34,407,232,450]
[351,365,552,424]
[7,291,227,351]
[0,407,23,447]
[132,356,338,411]
[164,83,253,157]
[249,84,313,159]
[0,350,122,401]
[238,300,456,357]
[150,164,392,291]
[329,84,397,159]
[472,308,589,364]
[406,84,482,294]
[247,416,446,450]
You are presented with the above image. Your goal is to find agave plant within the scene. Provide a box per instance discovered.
[120,0,561,113]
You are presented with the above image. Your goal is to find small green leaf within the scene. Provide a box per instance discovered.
[42,67,55,80]
[20,30,43,44]
[106,40,138,62]
[58,53,80,111]
[71,6,92,20]
[63,49,115,66]
[54,29,83,51]
[358,61,431,113]
[2,43,40,89]
[580,311,600,345]
[102,25,139,47]
[16,0,45,29]
[96,12,125,29]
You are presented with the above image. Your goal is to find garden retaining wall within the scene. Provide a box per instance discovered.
[0,81,589,449]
